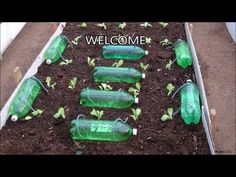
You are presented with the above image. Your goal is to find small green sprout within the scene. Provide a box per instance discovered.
[145,37,152,44]
[45,76,56,89]
[77,22,87,28]
[53,107,66,119]
[96,23,107,30]
[68,77,77,89]
[160,107,174,121]
[98,83,113,91]
[118,22,126,29]
[160,38,173,46]
[140,22,152,28]
[32,109,44,117]
[159,22,168,28]
[24,116,33,120]
[140,62,149,72]
[71,35,82,45]
[165,59,173,70]
[128,83,141,97]
[59,59,73,66]
[112,60,124,67]
[130,108,142,121]
[90,108,104,119]
[87,57,96,67]
[166,83,175,96]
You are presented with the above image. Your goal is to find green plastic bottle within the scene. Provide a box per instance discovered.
[44,35,67,64]
[180,79,201,125]
[8,77,41,121]
[174,39,193,68]
[80,89,138,109]
[102,45,148,60]
[70,118,137,141]
[93,66,145,84]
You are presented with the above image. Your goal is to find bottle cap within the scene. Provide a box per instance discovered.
[142,73,146,79]
[133,128,137,135]
[11,115,18,122]
[46,59,51,64]
[186,79,192,83]
[144,50,149,55]
[135,97,139,104]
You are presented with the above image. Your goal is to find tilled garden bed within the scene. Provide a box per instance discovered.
[0,22,210,154]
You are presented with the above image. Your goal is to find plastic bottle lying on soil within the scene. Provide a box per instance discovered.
[93,66,145,84]
[174,39,193,68]
[180,79,201,125]
[70,117,137,141]
[102,45,148,60]
[80,89,138,109]
[8,77,41,121]
[44,35,67,64]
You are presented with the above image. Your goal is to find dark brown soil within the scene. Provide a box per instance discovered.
[0,22,210,154]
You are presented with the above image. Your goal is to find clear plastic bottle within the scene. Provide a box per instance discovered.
[180,79,201,125]
[174,39,193,68]
[80,89,138,109]
[93,66,145,83]
[8,77,41,121]
[70,118,137,141]
[102,45,148,60]
[44,35,67,64]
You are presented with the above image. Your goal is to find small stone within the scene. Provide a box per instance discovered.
[210,109,216,116]
[128,151,132,154]
[157,68,161,72]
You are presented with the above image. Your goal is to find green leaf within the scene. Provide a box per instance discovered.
[77,22,87,28]
[51,83,56,89]
[46,76,51,87]
[99,83,112,91]
[130,108,142,121]
[160,38,173,46]
[135,83,141,91]
[159,22,168,28]
[59,59,73,66]
[118,22,126,29]
[112,60,124,67]
[90,109,97,117]
[167,107,173,118]
[166,83,175,96]
[24,116,33,120]
[145,37,152,44]
[53,107,65,119]
[165,59,173,70]
[87,57,96,67]
[140,22,152,28]
[140,62,149,72]
[90,109,104,119]
[160,114,170,121]
[69,77,77,89]
[71,35,82,45]
[96,23,107,30]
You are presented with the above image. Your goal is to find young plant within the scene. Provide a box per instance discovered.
[130,108,142,121]
[87,57,96,67]
[24,116,33,120]
[77,22,87,28]
[140,22,152,28]
[98,83,113,91]
[96,23,107,30]
[160,38,173,46]
[53,107,66,119]
[68,77,77,89]
[45,76,56,89]
[159,22,168,28]
[32,109,44,117]
[140,62,149,72]
[166,83,175,96]
[118,22,126,29]
[128,82,141,97]
[90,108,104,119]
[160,107,174,121]
[59,59,73,66]
[112,60,124,67]
[165,59,173,70]
[145,37,152,44]
[71,35,82,45]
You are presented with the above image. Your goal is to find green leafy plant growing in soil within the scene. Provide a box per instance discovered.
[77,22,87,28]
[145,37,152,44]
[96,23,107,30]
[128,83,141,97]
[160,38,173,46]
[45,76,56,89]
[140,62,149,72]
[68,77,77,89]
[159,22,168,28]
[53,107,66,119]
[71,35,82,45]
[130,108,142,121]
[140,22,152,28]
[112,60,124,67]
[87,57,96,67]
[165,59,173,70]
[24,109,44,120]
[160,107,174,121]
[59,59,73,66]
[98,83,113,91]
[118,22,126,29]
[90,108,104,119]
[166,83,175,96]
